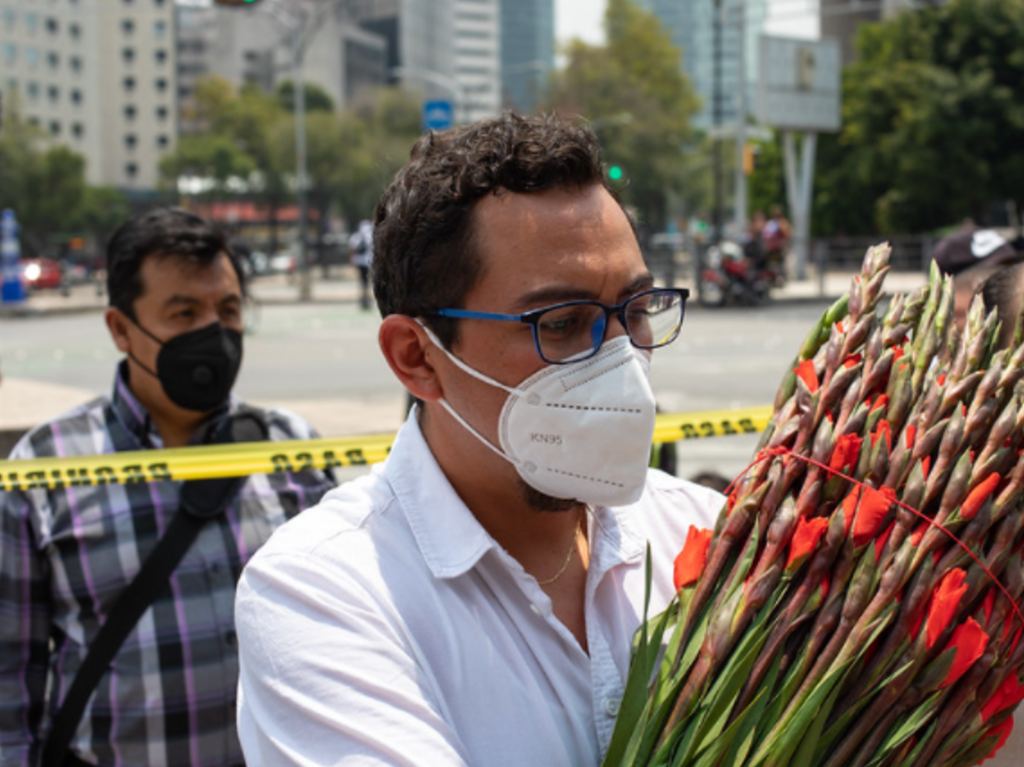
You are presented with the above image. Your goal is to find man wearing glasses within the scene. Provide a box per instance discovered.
[235,113,722,766]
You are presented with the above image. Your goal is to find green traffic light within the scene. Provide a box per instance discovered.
[608,165,624,181]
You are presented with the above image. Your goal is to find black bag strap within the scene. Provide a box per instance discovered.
[41,410,268,767]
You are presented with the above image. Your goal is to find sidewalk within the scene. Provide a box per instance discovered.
[0,267,927,318]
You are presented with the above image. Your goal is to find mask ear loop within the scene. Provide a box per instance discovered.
[415,320,523,469]
[123,315,164,381]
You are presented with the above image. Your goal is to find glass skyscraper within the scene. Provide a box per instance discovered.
[499,0,555,113]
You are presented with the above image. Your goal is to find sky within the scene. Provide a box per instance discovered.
[554,0,819,48]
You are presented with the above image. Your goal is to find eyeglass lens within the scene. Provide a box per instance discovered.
[535,290,685,362]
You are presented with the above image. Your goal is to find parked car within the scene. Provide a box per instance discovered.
[21,258,64,291]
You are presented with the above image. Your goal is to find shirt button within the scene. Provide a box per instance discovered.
[224,629,237,647]
[605,697,620,717]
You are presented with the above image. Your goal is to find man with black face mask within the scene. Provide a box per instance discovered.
[0,208,335,767]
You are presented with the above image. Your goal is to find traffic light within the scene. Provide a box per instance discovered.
[607,164,625,183]
[742,144,761,175]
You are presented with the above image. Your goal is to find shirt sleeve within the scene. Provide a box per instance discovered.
[0,488,51,767]
[235,549,469,767]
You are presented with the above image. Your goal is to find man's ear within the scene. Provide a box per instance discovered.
[105,307,132,354]
[378,315,445,402]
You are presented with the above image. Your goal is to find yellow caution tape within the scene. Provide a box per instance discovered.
[0,406,774,492]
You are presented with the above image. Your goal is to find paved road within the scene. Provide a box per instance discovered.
[0,299,831,476]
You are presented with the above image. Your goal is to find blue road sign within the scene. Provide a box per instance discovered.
[1,208,26,304]
[422,100,454,132]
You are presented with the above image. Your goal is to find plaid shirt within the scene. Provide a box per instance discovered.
[0,366,335,767]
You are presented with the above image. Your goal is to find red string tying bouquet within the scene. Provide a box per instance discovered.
[604,244,1024,767]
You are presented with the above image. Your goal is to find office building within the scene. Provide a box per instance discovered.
[499,0,554,113]
[454,0,500,123]
[175,0,387,134]
[350,0,458,109]
[641,0,767,129]
[0,0,177,190]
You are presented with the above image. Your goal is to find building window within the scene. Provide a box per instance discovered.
[26,81,40,100]
[69,55,82,73]
[124,104,137,120]
[47,51,59,69]
[154,19,167,39]
[157,134,169,149]
[49,120,61,136]
[154,0,166,6]
[70,88,82,105]
[25,13,39,35]
[71,122,83,139]
[123,76,136,91]
[121,19,134,34]
[155,77,168,92]
[1,43,14,65]
[125,162,138,179]
[45,17,59,34]
[155,105,168,120]
[122,47,134,63]
[28,116,40,128]
[2,9,15,32]
[124,134,137,149]
[69,22,81,40]
[47,84,59,102]
[154,49,167,65]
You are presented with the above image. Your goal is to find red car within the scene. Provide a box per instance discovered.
[21,258,64,290]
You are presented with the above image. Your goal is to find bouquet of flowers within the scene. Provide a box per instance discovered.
[604,244,1024,767]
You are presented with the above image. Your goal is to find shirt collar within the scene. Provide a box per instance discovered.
[384,412,497,580]
[110,361,235,448]
[383,409,648,581]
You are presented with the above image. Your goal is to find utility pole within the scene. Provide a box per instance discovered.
[712,0,724,245]
[292,29,312,302]
[733,1,748,235]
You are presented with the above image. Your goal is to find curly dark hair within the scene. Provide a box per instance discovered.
[372,112,618,346]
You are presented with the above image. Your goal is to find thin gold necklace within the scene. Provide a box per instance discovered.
[537,511,585,586]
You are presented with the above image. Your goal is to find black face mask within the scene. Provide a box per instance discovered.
[129,321,244,413]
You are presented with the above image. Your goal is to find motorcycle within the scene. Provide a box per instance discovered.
[697,240,775,307]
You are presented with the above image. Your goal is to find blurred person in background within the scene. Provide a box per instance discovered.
[235,113,722,766]
[933,224,1023,325]
[349,218,375,311]
[0,208,335,767]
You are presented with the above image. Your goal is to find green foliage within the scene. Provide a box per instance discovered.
[816,0,1024,235]
[0,101,126,256]
[747,137,786,220]
[546,0,699,234]
[160,77,422,250]
[276,80,336,114]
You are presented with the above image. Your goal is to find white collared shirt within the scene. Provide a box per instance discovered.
[235,415,721,767]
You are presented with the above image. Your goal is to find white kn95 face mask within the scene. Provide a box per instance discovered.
[421,325,657,507]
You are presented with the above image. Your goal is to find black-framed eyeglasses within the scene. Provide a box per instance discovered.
[433,287,689,364]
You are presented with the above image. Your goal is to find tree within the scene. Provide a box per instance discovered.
[546,0,700,235]
[276,80,336,113]
[814,0,1024,235]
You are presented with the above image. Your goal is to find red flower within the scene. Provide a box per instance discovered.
[795,359,820,394]
[961,473,1001,521]
[921,455,932,480]
[871,420,892,453]
[981,673,1024,722]
[840,488,862,536]
[843,353,863,369]
[924,568,968,649]
[853,486,896,547]
[830,434,863,474]
[980,717,1014,763]
[936,373,947,386]
[940,617,989,688]
[871,395,889,414]
[910,521,929,547]
[786,516,830,570]
[835,320,845,333]
[673,526,713,590]
[904,424,917,450]
[982,588,996,624]
[892,345,905,360]
[873,522,894,563]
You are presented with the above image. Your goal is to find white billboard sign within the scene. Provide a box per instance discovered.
[756,35,841,133]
